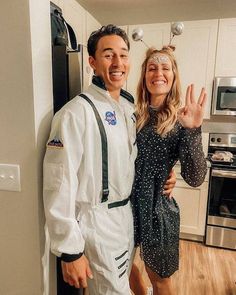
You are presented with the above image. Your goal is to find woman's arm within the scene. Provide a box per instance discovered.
[178,126,207,187]
[177,84,207,187]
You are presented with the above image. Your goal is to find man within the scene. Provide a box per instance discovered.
[43,24,175,295]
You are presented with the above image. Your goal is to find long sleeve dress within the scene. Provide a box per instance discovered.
[131,107,207,278]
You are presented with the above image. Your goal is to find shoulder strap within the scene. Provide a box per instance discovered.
[120,88,134,104]
[79,94,109,203]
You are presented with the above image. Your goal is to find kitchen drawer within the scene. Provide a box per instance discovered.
[206,225,236,250]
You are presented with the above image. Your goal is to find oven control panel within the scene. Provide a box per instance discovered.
[209,133,236,148]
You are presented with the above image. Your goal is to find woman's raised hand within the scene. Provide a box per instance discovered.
[178,84,207,129]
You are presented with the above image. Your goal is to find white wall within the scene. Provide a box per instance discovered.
[29,0,56,294]
[0,0,101,293]
[0,0,53,294]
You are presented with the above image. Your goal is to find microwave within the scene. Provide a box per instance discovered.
[212,76,236,116]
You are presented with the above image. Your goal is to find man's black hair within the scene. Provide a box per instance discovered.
[87,24,130,58]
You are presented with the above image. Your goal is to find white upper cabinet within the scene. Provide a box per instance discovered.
[215,18,236,77]
[126,20,218,119]
[127,23,170,99]
[174,19,218,119]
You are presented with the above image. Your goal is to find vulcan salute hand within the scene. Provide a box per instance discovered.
[178,84,207,128]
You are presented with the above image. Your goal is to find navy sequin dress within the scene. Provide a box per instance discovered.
[131,107,207,278]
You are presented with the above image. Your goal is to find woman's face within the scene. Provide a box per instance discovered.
[145,53,174,102]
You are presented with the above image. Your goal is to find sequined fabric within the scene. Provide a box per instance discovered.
[131,107,207,278]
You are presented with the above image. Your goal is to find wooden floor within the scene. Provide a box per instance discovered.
[132,240,236,295]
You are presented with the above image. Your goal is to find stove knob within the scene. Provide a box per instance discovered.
[217,138,221,143]
[211,137,215,142]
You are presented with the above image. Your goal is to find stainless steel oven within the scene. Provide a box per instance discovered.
[212,77,236,116]
[205,133,236,250]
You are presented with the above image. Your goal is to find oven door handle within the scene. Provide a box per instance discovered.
[212,169,236,178]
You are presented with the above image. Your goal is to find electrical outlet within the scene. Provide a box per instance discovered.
[0,164,21,192]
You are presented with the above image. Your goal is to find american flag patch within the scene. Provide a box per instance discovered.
[47,138,63,148]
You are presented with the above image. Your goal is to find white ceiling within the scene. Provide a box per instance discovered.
[76,0,236,25]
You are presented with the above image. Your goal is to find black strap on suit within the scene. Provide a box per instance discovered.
[80,94,109,202]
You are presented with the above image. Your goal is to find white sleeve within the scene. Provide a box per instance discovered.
[43,106,85,256]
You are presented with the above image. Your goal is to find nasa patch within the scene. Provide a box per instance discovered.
[105,111,117,125]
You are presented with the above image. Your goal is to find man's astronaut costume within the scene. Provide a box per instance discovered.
[43,76,137,294]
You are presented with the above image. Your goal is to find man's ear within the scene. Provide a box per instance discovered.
[89,56,96,71]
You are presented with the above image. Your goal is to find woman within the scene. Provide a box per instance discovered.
[131,46,207,294]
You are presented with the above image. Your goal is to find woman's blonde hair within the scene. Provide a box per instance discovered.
[136,46,181,136]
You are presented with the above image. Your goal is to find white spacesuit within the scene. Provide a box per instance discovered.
[43,77,137,294]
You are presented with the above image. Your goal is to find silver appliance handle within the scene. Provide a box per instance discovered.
[212,169,236,178]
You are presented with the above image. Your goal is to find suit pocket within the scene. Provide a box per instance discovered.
[43,163,64,191]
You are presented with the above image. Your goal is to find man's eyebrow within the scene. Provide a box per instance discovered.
[102,47,128,52]
[102,48,113,52]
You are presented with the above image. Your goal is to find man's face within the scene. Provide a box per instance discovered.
[89,35,130,98]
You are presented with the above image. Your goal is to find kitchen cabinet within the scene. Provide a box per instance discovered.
[172,19,218,119]
[173,164,209,240]
[126,20,218,119]
[127,23,170,98]
[215,18,236,77]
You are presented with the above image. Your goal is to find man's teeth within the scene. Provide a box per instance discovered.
[110,72,123,76]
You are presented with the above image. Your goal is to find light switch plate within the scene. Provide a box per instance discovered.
[0,164,21,192]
